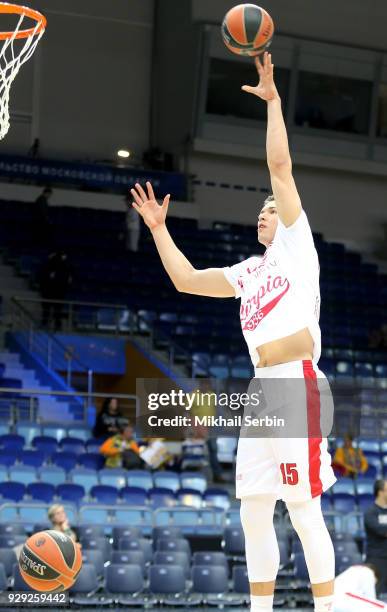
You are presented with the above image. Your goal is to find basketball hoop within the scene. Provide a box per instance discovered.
[0,3,46,140]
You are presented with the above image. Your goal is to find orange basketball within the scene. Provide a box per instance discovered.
[221,4,274,57]
[19,530,82,592]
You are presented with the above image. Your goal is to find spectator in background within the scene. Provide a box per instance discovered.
[99,423,142,469]
[34,186,52,247]
[48,504,77,543]
[39,251,73,330]
[124,193,140,251]
[93,397,128,439]
[332,433,368,478]
[364,479,387,595]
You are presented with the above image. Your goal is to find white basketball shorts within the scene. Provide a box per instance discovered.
[236,359,336,502]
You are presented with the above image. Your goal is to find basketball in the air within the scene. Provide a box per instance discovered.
[19,530,82,592]
[221,4,274,57]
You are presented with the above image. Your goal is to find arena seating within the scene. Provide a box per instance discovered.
[0,198,386,383]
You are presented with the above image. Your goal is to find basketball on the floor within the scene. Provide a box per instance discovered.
[221,4,274,56]
[19,530,82,592]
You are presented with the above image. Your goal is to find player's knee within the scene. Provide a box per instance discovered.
[286,496,325,535]
[240,494,276,534]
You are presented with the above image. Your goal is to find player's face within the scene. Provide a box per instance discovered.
[53,507,66,525]
[257,206,278,246]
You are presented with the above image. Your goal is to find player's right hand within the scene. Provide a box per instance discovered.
[130,182,170,231]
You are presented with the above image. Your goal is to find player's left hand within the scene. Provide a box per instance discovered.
[241,51,279,101]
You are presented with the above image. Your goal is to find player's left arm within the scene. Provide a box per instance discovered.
[242,52,301,227]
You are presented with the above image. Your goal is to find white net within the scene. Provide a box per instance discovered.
[0,9,45,140]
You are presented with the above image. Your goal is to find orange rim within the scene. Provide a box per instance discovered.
[0,3,46,40]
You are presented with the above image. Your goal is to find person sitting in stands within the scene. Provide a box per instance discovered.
[100,423,143,469]
[333,433,368,478]
[48,504,77,543]
[93,397,128,439]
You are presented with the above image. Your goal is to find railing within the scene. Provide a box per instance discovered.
[0,388,139,426]
[10,296,195,376]
[10,297,93,396]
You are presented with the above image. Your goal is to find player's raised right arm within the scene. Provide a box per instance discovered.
[130,182,235,298]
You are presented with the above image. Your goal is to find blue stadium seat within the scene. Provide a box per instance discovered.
[156,538,191,555]
[356,478,374,495]
[126,470,153,491]
[118,538,152,563]
[27,483,55,503]
[332,493,357,513]
[176,488,202,508]
[148,487,176,508]
[51,451,78,472]
[90,485,119,504]
[192,565,228,594]
[233,565,249,594]
[364,454,382,476]
[38,466,66,486]
[80,538,112,563]
[69,563,99,596]
[0,434,24,450]
[56,483,85,505]
[85,438,104,453]
[336,552,362,573]
[203,488,230,510]
[70,468,98,493]
[357,493,374,512]
[105,564,144,599]
[153,551,190,578]
[0,548,17,577]
[0,481,25,502]
[81,549,104,578]
[41,426,67,442]
[77,525,105,540]
[0,535,24,548]
[216,437,237,463]
[333,541,359,556]
[224,527,245,556]
[293,552,309,581]
[152,526,183,541]
[110,528,141,548]
[60,437,85,454]
[9,466,37,486]
[67,428,90,442]
[332,478,356,495]
[32,436,58,457]
[153,471,180,493]
[0,449,17,467]
[358,439,380,453]
[77,452,104,471]
[99,468,127,489]
[18,450,45,468]
[111,550,146,575]
[150,564,186,595]
[180,472,207,494]
[12,564,33,591]
[321,495,332,512]
[15,424,40,446]
[193,551,228,570]
[120,486,147,506]
[0,524,26,536]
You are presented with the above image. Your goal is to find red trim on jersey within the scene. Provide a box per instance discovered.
[303,360,323,497]
[345,592,385,608]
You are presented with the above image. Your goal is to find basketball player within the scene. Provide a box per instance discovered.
[334,564,386,611]
[131,51,336,611]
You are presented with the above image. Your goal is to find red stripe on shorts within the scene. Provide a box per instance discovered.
[302,360,323,497]
[345,592,385,608]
